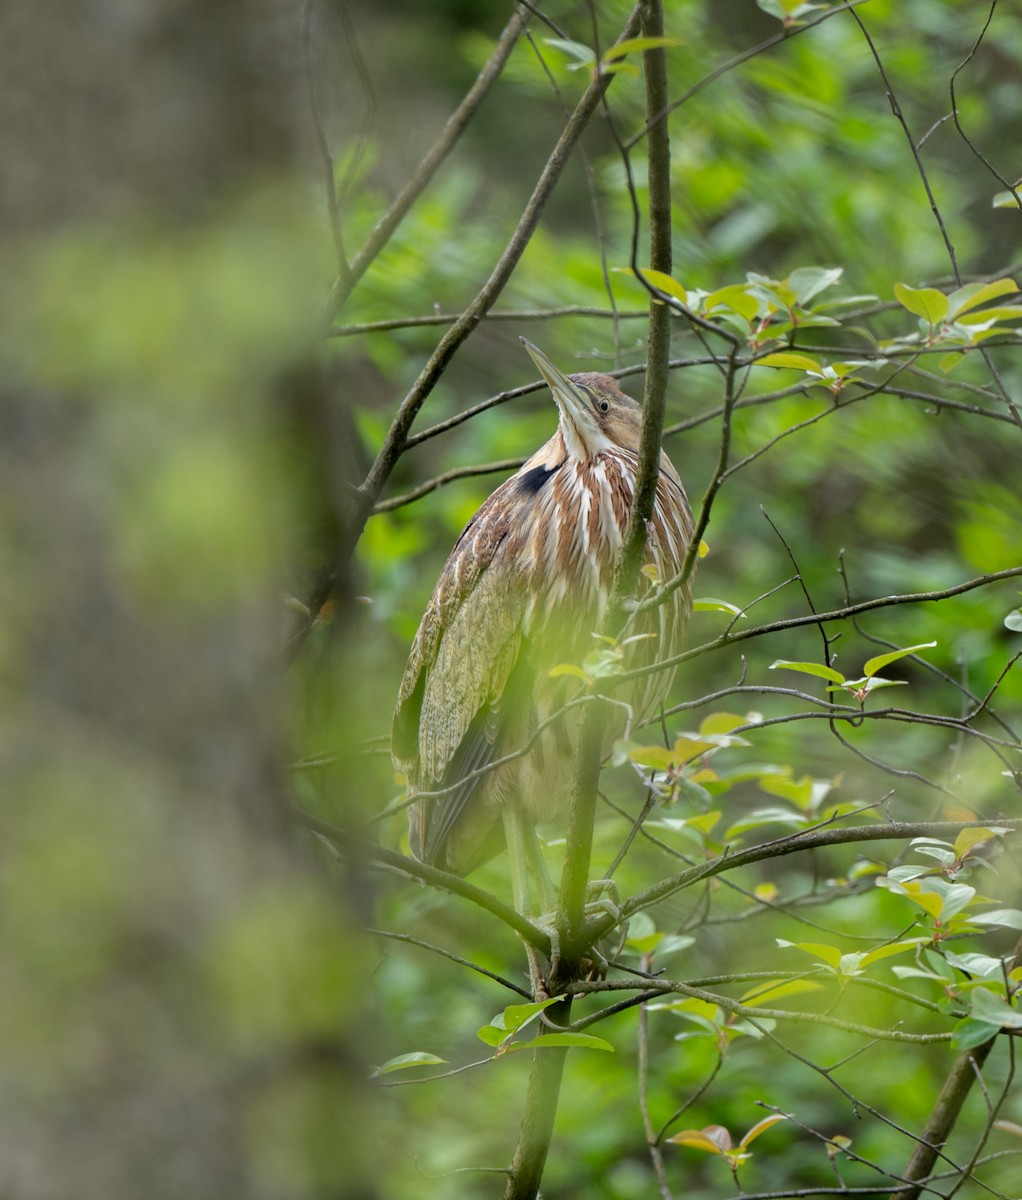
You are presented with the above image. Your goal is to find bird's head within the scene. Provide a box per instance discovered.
[521,338,643,461]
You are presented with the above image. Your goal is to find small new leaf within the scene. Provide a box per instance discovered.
[739,1114,787,1150]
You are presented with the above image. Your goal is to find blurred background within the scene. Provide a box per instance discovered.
[2,1,1020,1197]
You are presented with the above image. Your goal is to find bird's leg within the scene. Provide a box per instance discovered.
[502,800,534,918]
[584,877,622,923]
[502,802,551,998]
[522,820,558,913]
[579,879,626,978]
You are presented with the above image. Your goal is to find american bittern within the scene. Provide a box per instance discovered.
[392,339,694,915]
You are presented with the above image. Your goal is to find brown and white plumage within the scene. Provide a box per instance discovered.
[392,340,694,891]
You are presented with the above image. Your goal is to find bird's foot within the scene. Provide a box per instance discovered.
[532,881,628,989]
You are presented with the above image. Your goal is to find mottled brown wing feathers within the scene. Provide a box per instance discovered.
[392,477,530,864]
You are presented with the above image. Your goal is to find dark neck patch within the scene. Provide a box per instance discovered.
[518,461,563,495]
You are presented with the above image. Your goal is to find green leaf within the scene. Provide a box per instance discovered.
[951,1018,999,1049]
[513,1032,615,1052]
[830,675,908,695]
[786,265,843,305]
[769,659,845,684]
[597,60,639,77]
[544,38,596,67]
[549,663,590,682]
[655,934,696,960]
[625,744,684,771]
[756,351,824,372]
[957,305,1022,325]
[971,908,1022,931]
[724,806,808,839]
[859,939,927,968]
[862,642,936,677]
[894,282,949,324]
[478,997,560,1046]
[755,0,826,25]
[704,284,759,321]
[970,986,1022,1027]
[498,998,560,1034]
[758,774,821,808]
[624,911,660,954]
[945,278,1018,319]
[929,881,978,921]
[777,939,843,969]
[1005,608,1022,632]
[738,1113,787,1150]
[371,1051,447,1077]
[954,827,1005,857]
[699,712,750,736]
[945,951,1005,979]
[740,978,824,1005]
[603,35,681,61]
[694,596,746,617]
[668,1125,732,1154]
[614,265,686,302]
[993,189,1022,209]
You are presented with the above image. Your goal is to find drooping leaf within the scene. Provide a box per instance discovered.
[769,659,845,684]
[694,596,746,617]
[371,1051,447,1077]
[513,1032,615,1052]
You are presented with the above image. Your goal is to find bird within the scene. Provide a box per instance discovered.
[392,339,694,915]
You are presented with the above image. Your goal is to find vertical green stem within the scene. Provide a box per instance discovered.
[503,997,573,1200]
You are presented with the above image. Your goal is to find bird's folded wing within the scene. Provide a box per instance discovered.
[392,480,530,848]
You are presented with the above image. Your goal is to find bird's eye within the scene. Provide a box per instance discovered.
[598,398,610,413]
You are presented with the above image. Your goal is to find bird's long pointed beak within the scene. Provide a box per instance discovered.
[520,337,600,447]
